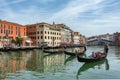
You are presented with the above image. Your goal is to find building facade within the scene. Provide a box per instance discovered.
[114,32,120,46]
[26,22,61,46]
[51,23,72,45]
[73,32,80,44]
[26,24,37,46]
[0,20,26,48]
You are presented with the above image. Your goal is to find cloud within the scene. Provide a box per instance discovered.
[0,0,120,37]
[48,0,103,20]
[37,0,56,3]
[0,0,26,7]
[47,0,120,36]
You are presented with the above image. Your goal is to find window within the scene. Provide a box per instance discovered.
[8,25,10,29]
[4,30,6,34]
[11,26,13,30]
[45,31,46,34]
[41,36,43,39]
[37,31,39,34]
[45,36,47,39]
[4,24,6,29]
[41,31,43,34]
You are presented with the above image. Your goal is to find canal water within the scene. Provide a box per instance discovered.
[0,46,120,80]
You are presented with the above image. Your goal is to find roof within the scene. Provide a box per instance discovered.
[0,20,24,27]
[26,22,50,26]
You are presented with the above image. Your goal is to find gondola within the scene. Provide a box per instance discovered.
[77,45,109,62]
[77,52,107,62]
[64,46,86,56]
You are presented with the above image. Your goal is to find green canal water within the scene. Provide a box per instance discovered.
[0,46,120,80]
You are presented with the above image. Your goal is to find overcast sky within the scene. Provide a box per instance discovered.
[0,0,120,37]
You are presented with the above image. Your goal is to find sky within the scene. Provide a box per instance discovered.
[0,0,120,37]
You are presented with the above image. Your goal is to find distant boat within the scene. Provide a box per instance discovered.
[64,46,86,56]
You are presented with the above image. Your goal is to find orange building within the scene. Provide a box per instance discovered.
[0,20,26,47]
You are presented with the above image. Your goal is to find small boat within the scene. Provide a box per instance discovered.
[77,52,107,62]
[64,46,86,56]
[43,49,64,53]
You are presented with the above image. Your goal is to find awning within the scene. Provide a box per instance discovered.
[26,40,31,43]
[60,42,68,44]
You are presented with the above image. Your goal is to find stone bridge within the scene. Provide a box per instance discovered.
[87,38,114,46]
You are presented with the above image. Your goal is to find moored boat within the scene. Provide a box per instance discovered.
[64,46,86,56]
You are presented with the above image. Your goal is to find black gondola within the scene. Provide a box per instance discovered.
[77,45,109,62]
[77,52,107,62]
[64,46,86,56]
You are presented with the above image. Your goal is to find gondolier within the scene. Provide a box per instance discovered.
[104,43,109,54]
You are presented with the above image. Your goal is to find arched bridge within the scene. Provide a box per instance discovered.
[87,38,114,45]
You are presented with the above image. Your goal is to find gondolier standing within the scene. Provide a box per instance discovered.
[104,43,109,54]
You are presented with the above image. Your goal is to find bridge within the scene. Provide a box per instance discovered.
[87,38,114,46]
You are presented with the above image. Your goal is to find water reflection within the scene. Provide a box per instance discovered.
[43,53,65,73]
[26,50,44,72]
[115,47,120,58]
[0,46,120,80]
[64,56,76,65]
[0,50,66,79]
[76,59,109,79]
[0,51,29,79]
